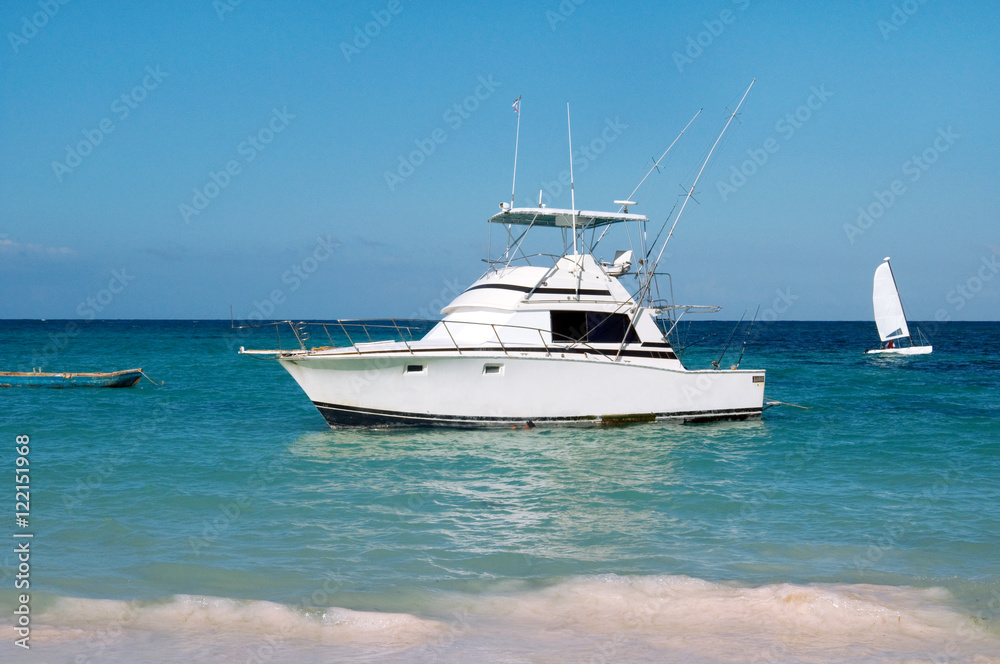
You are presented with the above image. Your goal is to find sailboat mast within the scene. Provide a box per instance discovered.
[884,257,912,341]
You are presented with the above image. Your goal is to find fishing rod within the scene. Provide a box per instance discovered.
[633,201,679,302]
[735,304,760,369]
[679,333,716,352]
[641,200,679,264]
[713,310,746,369]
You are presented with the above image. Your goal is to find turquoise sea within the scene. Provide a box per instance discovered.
[1,319,998,663]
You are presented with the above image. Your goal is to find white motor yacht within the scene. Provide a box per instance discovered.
[240,205,765,427]
[241,85,766,427]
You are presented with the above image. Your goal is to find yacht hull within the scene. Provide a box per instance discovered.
[279,351,765,428]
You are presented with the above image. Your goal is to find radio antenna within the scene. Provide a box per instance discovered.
[510,96,521,208]
[567,102,577,254]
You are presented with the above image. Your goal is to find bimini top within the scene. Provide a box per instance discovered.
[488,207,648,228]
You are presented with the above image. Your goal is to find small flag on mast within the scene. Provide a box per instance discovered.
[512,96,521,113]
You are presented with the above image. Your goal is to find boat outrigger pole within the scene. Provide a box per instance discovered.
[618,108,702,214]
[592,108,703,254]
[641,79,755,301]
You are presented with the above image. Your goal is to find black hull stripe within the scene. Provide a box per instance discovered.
[312,401,761,429]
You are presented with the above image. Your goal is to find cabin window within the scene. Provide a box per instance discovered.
[550,311,638,344]
[483,363,504,375]
[405,364,425,373]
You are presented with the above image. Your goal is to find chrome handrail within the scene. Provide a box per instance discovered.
[236,318,647,363]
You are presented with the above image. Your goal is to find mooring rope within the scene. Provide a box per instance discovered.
[139,370,164,386]
[764,397,810,409]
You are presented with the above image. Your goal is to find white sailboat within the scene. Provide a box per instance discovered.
[865,257,932,355]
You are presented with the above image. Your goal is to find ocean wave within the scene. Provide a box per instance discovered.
[7,576,1000,663]
[22,594,446,653]
[462,575,1000,660]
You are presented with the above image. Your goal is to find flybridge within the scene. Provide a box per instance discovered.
[488,207,648,228]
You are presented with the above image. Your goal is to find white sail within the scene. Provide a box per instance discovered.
[872,260,910,341]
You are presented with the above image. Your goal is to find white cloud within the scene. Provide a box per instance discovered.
[0,238,75,257]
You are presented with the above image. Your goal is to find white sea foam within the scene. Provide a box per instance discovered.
[461,575,1000,661]
[27,594,445,650]
[9,577,1000,663]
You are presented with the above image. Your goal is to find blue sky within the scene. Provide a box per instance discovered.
[2,0,997,322]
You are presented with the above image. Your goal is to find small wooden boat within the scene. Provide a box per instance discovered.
[0,368,145,388]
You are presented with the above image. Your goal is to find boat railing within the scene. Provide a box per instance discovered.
[237,318,646,363]
[638,271,722,349]
[482,252,564,271]
[236,319,428,353]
